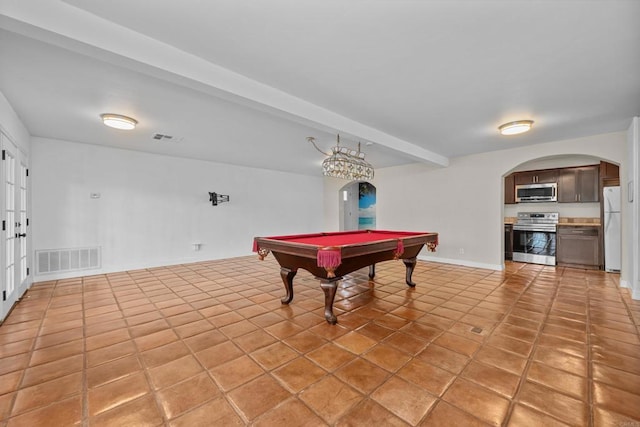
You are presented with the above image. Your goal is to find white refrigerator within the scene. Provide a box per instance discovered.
[603,186,621,272]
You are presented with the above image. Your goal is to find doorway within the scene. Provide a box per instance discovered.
[339,182,376,231]
[1,134,29,321]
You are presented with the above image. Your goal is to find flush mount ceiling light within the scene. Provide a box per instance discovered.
[307,134,374,180]
[498,120,534,136]
[100,113,138,130]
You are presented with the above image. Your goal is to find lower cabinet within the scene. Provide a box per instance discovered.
[556,226,600,269]
[504,224,513,260]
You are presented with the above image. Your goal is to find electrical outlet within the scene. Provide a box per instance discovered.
[459,248,465,255]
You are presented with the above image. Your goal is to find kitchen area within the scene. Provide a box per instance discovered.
[504,159,621,271]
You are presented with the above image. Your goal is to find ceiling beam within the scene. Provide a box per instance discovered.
[0,0,449,167]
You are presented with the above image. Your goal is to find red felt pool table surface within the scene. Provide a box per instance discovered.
[257,230,431,247]
[253,230,439,324]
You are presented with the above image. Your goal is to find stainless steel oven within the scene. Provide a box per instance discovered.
[512,212,558,266]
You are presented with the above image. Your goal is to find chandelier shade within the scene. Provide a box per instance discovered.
[322,146,374,180]
[308,135,374,181]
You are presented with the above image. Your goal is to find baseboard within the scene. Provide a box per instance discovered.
[32,261,160,282]
[418,255,503,271]
[31,254,229,282]
[619,279,640,300]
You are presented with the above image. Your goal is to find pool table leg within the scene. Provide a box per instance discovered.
[279,267,297,304]
[368,264,375,279]
[320,280,338,324]
[403,258,417,287]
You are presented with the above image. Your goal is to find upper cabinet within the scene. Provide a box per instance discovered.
[505,164,603,204]
[504,174,516,204]
[514,169,558,185]
[600,161,620,187]
[558,165,599,203]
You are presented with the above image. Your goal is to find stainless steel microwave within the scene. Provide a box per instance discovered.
[515,183,557,203]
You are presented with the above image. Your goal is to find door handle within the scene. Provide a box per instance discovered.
[18,233,26,238]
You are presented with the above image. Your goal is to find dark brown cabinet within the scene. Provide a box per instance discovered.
[557,226,600,269]
[514,169,558,185]
[558,165,599,203]
[600,161,619,179]
[600,161,620,187]
[504,174,515,204]
[504,224,513,260]
[558,169,577,202]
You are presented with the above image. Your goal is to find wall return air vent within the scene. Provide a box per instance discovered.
[36,247,101,275]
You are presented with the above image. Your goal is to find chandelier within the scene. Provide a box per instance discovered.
[307,134,374,180]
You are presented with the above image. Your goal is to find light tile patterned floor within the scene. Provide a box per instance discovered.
[0,257,639,426]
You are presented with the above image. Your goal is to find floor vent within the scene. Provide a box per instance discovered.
[36,247,101,274]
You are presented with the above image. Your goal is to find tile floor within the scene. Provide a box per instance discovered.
[0,257,639,426]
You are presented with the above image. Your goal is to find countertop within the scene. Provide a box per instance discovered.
[504,217,600,226]
[558,218,601,227]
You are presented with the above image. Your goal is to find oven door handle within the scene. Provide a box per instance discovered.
[513,225,557,232]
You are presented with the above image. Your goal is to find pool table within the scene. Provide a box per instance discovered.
[253,230,438,324]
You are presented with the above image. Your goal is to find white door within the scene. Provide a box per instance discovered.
[1,137,28,320]
[339,182,359,231]
[18,161,29,288]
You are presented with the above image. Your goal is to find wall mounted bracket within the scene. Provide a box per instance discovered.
[209,192,230,206]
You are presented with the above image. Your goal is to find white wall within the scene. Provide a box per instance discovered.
[623,117,639,298]
[31,138,324,280]
[324,132,627,272]
[0,92,30,155]
[503,202,600,219]
[513,155,606,171]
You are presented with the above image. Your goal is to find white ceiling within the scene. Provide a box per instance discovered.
[1,0,639,175]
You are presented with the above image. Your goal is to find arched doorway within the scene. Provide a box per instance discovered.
[501,155,621,270]
[339,182,376,231]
